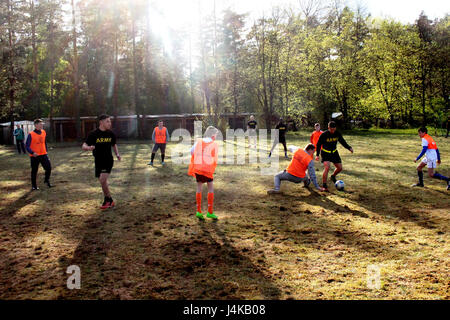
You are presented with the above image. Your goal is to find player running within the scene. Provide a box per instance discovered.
[267,144,325,194]
[269,118,288,159]
[412,127,450,190]
[149,120,170,166]
[315,121,353,191]
[82,114,121,209]
[188,126,219,221]
[26,119,53,190]
[310,123,323,152]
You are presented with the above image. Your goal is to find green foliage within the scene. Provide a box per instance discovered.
[0,1,448,130]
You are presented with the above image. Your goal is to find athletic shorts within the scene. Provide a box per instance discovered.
[320,150,342,164]
[152,143,166,154]
[422,156,437,169]
[95,158,114,178]
[195,174,213,183]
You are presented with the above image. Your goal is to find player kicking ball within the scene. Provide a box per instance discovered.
[315,121,353,192]
[267,143,325,194]
[82,114,121,209]
[188,126,219,220]
[412,127,450,190]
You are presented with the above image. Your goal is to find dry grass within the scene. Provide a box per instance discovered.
[0,129,449,300]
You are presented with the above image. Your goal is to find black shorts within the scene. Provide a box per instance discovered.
[195,174,213,183]
[95,158,114,178]
[152,143,166,154]
[320,150,342,164]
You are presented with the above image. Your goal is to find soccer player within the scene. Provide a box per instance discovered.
[267,144,325,194]
[310,123,323,152]
[13,124,26,154]
[148,120,169,166]
[82,114,121,209]
[247,115,258,149]
[267,143,325,194]
[269,118,288,159]
[315,121,353,191]
[26,119,53,190]
[188,126,219,220]
[412,127,450,190]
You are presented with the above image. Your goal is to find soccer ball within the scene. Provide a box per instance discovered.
[335,180,345,191]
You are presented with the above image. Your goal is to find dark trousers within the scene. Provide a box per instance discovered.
[16,140,26,154]
[30,155,52,187]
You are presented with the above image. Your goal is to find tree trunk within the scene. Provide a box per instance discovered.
[31,0,40,118]
[7,0,15,144]
[132,16,142,138]
[71,0,81,139]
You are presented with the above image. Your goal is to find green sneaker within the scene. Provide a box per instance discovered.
[206,212,218,220]
[196,212,205,220]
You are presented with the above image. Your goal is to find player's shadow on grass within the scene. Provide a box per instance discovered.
[62,212,113,299]
[267,192,410,258]
[0,190,35,218]
[149,222,282,299]
[333,169,448,229]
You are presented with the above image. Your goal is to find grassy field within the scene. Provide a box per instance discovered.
[0,129,449,300]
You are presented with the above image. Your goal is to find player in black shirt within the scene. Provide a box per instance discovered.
[82,114,121,209]
[247,115,258,149]
[269,118,288,159]
[315,121,353,191]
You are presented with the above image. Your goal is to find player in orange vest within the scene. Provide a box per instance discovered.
[188,126,219,220]
[25,119,53,190]
[267,143,325,194]
[149,120,170,166]
[310,123,323,151]
[412,127,449,190]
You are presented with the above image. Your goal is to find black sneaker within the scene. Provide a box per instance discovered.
[331,175,337,183]
[32,186,39,191]
[45,181,54,188]
[411,183,424,187]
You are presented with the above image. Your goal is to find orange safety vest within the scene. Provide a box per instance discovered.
[286,149,313,178]
[188,138,218,179]
[154,127,167,144]
[29,130,47,157]
[310,130,323,149]
[423,134,437,150]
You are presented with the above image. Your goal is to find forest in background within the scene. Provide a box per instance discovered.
[1,0,449,140]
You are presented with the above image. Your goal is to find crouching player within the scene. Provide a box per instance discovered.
[188,126,219,220]
[412,127,450,190]
[267,143,325,194]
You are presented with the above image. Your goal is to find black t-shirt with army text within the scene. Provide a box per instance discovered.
[316,130,351,156]
[247,120,257,129]
[276,122,287,138]
[86,129,117,161]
